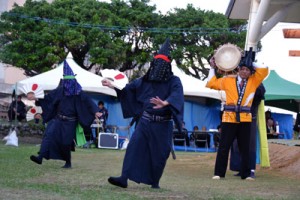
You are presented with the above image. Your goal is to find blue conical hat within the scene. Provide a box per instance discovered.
[62,60,82,95]
[157,38,171,57]
[63,60,76,77]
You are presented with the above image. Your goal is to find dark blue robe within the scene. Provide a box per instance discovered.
[37,87,98,161]
[116,75,184,185]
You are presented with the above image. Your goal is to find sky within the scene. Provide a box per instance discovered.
[147,0,230,14]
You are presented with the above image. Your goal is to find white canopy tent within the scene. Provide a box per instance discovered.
[15,52,224,102]
[172,65,225,101]
[16,53,128,97]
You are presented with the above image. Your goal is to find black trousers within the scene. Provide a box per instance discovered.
[214,122,251,179]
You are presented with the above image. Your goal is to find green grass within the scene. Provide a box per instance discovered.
[1,142,300,200]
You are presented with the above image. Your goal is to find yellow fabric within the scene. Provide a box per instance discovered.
[206,68,269,123]
[257,100,270,167]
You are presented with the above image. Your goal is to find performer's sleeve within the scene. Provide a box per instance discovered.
[252,63,269,87]
[206,68,225,90]
[165,76,184,133]
[36,87,62,123]
[166,77,184,114]
[76,92,99,127]
[115,79,142,118]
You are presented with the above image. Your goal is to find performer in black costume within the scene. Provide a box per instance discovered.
[28,60,101,168]
[102,38,184,189]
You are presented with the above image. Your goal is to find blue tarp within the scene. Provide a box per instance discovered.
[89,94,293,143]
[271,113,293,139]
[90,94,221,137]
[183,100,221,134]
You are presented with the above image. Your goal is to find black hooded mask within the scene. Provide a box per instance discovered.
[144,38,173,82]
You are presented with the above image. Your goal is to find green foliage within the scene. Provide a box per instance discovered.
[0,0,247,79]
[156,6,247,80]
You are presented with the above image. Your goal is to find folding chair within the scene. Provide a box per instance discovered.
[173,129,187,151]
[195,131,209,152]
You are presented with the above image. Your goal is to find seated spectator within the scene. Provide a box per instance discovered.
[34,113,42,124]
[97,101,109,131]
[88,101,109,145]
[293,113,300,139]
[7,95,26,122]
[265,110,277,139]
[173,122,189,147]
[189,125,199,143]
[194,125,210,148]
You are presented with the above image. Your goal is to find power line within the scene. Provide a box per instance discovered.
[4,12,244,35]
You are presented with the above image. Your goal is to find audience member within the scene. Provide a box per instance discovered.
[97,101,109,131]
[173,122,189,147]
[88,100,109,145]
[7,95,26,122]
[34,113,42,124]
[194,125,210,148]
[189,125,199,145]
[293,113,300,139]
[265,110,277,139]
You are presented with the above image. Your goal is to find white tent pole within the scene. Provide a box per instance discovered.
[246,0,271,50]
[13,82,18,124]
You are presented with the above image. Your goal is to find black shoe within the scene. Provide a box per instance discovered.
[62,163,72,169]
[234,172,241,176]
[30,155,42,165]
[108,176,128,188]
[151,183,160,189]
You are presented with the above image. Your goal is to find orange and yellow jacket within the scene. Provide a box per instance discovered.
[206,67,269,123]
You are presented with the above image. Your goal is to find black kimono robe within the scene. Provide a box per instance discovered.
[116,75,184,185]
[36,87,98,161]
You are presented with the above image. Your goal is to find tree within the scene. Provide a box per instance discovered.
[156,5,247,80]
[0,0,161,76]
[0,0,112,75]
[0,0,247,80]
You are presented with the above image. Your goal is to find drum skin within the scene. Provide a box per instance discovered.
[214,43,242,72]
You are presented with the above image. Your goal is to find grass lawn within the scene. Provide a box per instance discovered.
[1,142,300,200]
